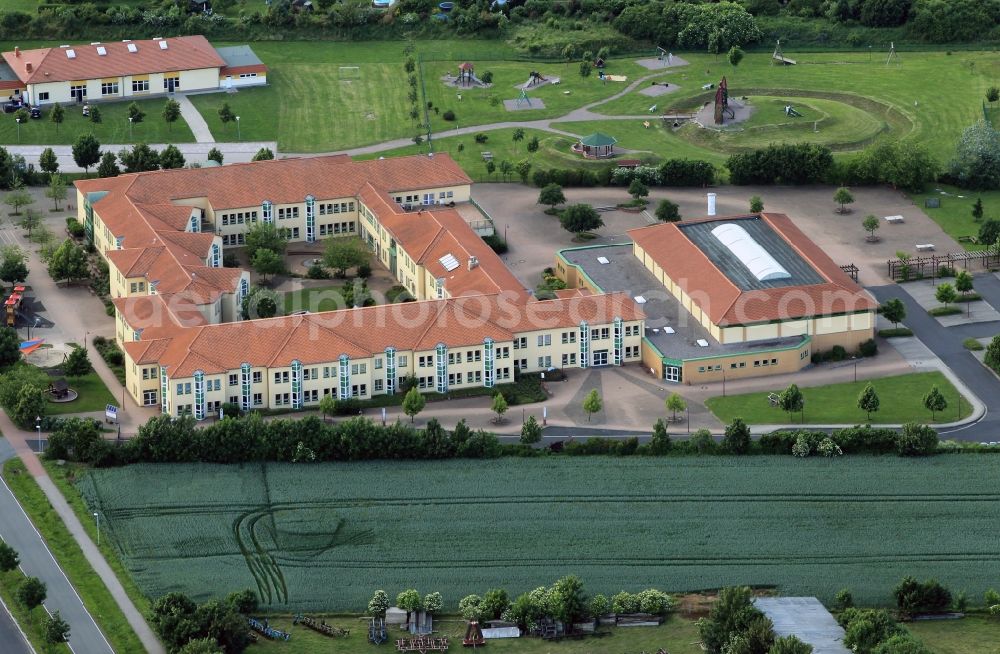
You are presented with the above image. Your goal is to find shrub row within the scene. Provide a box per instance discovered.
[759,423,939,456]
[727,143,834,185]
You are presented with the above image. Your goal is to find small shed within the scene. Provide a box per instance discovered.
[573,132,618,159]
[385,607,408,625]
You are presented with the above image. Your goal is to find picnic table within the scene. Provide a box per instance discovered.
[481,151,493,161]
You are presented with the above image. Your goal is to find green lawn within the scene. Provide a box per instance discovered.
[0,97,195,147]
[280,284,346,314]
[0,567,71,653]
[705,371,971,425]
[907,183,999,250]
[2,458,146,653]
[905,615,1000,653]
[248,614,702,654]
[45,371,117,416]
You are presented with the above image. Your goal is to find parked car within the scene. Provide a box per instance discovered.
[2,100,23,114]
[82,104,89,117]
[29,106,41,119]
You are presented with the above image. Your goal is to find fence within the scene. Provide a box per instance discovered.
[886,249,1000,282]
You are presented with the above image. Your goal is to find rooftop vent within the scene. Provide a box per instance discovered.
[439,253,460,272]
[710,222,791,282]
[90,42,101,46]
[597,256,610,265]
[122,39,132,43]
[66,49,76,59]
[127,43,138,53]
[59,44,70,48]
[96,46,107,56]
[159,40,168,50]
[25,63,32,73]
[468,256,478,270]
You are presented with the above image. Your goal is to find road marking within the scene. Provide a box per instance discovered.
[0,474,115,654]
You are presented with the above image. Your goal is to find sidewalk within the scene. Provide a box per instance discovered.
[175,93,215,144]
[0,415,164,653]
[4,142,277,173]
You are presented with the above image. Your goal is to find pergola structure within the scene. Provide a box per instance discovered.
[572,132,617,158]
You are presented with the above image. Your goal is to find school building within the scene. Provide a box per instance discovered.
[75,153,646,416]
[555,213,876,384]
[1,35,266,106]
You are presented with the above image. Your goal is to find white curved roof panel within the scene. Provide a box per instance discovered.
[711,223,791,282]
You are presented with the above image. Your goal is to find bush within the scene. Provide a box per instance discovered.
[306,263,330,279]
[482,233,508,254]
[894,577,952,615]
[727,143,833,185]
[659,158,716,186]
[532,168,600,188]
[858,338,878,357]
[442,110,456,121]
[474,133,489,144]
[65,218,85,238]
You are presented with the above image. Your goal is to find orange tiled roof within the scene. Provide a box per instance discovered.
[627,213,875,326]
[3,36,226,85]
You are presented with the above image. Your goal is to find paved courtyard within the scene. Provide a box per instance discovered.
[754,597,850,654]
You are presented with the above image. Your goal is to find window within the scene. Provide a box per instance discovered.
[163,76,180,90]
[274,393,290,406]
[730,363,738,369]
[37,92,49,101]
[229,395,239,405]
[374,379,383,392]
[466,371,482,384]
[449,372,462,386]
[70,84,86,98]
[239,72,258,79]
[419,355,433,368]
[537,334,551,347]
[253,371,262,383]
[274,371,289,384]
[351,384,368,397]
[513,337,527,350]
[304,389,319,403]
[466,350,481,363]
[398,355,408,367]
[211,379,221,391]
[801,350,809,360]
[497,367,510,380]
[351,363,367,375]
[277,207,300,220]
[625,345,640,358]
[101,81,119,96]
[561,353,577,366]
[131,79,149,93]
[561,331,576,344]
[516,358,527,370]
[142,390,157,405]
[448,352,459,366]
[771,358,778,365]
[496,347,509,359]
[537,356,551,368]
[253,393,263,406]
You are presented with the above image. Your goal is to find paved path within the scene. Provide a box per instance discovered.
[0,437,113,654]
[175,93,215,144]
[0,415,165,654]
[5,142,276,173]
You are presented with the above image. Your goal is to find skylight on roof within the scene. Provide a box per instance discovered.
[439,253,460,272]
[159,40,168,50]
[597,256,610,265]
[710,222,791,282]
[96,46,107,56]
[127,43,138,53]
[66,49,76,59]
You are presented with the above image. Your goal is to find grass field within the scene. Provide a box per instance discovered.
[705,371,971,425]
[280,284,346,314]
[907,183,1000,250]
[2,458,146,653]
[74,455,1000,612]
[0,97,195,147]
[45,371,117,416]
[905,615,1000,653]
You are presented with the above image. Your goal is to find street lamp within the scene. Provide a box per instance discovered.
[93,512,101,546]
[236,115,241,141]
[27,316,39,339]
[128,116,133,141]
[35,415,41,453]
[15,116,22,144]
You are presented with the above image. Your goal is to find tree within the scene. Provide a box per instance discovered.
[988,87,1000,106]
[559,204,604,235]
[0,541,19,572]
[458,595,484,622]
[515,159,532,183]
[526,136,540,153]
[17,576,46,615]
[218,102,236,129]
[512,128,525,152]
[224,589,258,615]
[150,592,199,651]
[778,383,804,422]
[65,345,92,377]
[252,148,274,161]
[89,105,102,124]
[655,198,681,222]
[485,160,496,179]
[127,101,145,124]
[0,327,20,370]
[97,151,120,178]
[520,415,542,444]
[245,222,288,261]
[47,239,89,281]
[481,589,509,620]
[402,387,425,423]
[550,575,587,626]
[70,133,101,175]
[882,298,906,328]
[835,588,854,610]
[579,60,592,78]
[45,173,67,211]
[4,187,33,215]
[322,237,368,278]
[319,393,337,423]
[424,591,443,614]
[49,103,64,134]
[538,183,565,209]
[396,589,422,625]
[978,219,1000,247]
[118,143,160,173]
[44,611,70,648]
[972,197,984,222]
[207,147,224,165]
[38,147,58,176]
[749,195,764,213]
[18,210,41,238]
[728,45,745,67]
[935,282,956,309]
[582,388,602,422]
[368,590,390,616]
[863,214,880,241]
[498,160,514,182]
[666,392,686,421]
[986,335,1000,374]
[922,386,947,421]
[0,245,28,289]
[241,285,279,320]
[954,270,974,299]
[768,635,813,654]
[722,417,751,453]
[628,178,649,202]
[159,145,186,170]
[178,639,221,654]
[949,120,1000,190]
[833,187,854,213]
[251,248,283,282]
[491,393,508,422]
[162,98,181,132]
[858,382,880,420]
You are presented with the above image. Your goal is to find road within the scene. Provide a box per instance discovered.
[868,280,1000,440]
[0,439,114,654]
[0,594,33,654]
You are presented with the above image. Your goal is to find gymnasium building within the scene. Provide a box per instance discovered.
[1,35,266,106]
[75,154,645,416]
[555,213,876,384]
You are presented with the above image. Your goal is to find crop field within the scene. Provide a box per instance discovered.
[76,456,1000,612]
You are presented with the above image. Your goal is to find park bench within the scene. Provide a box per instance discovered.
[916,243,935,252]
[884,215,905,224]
[248,617,291,641]
[396,636,449,652]
[293,614,348,637]
[480,151,493,161]
[768,393,780,407]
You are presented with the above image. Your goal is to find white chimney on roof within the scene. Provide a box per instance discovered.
[13,46,19,58]
[707,192,717,217]
[468,256,479,270]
